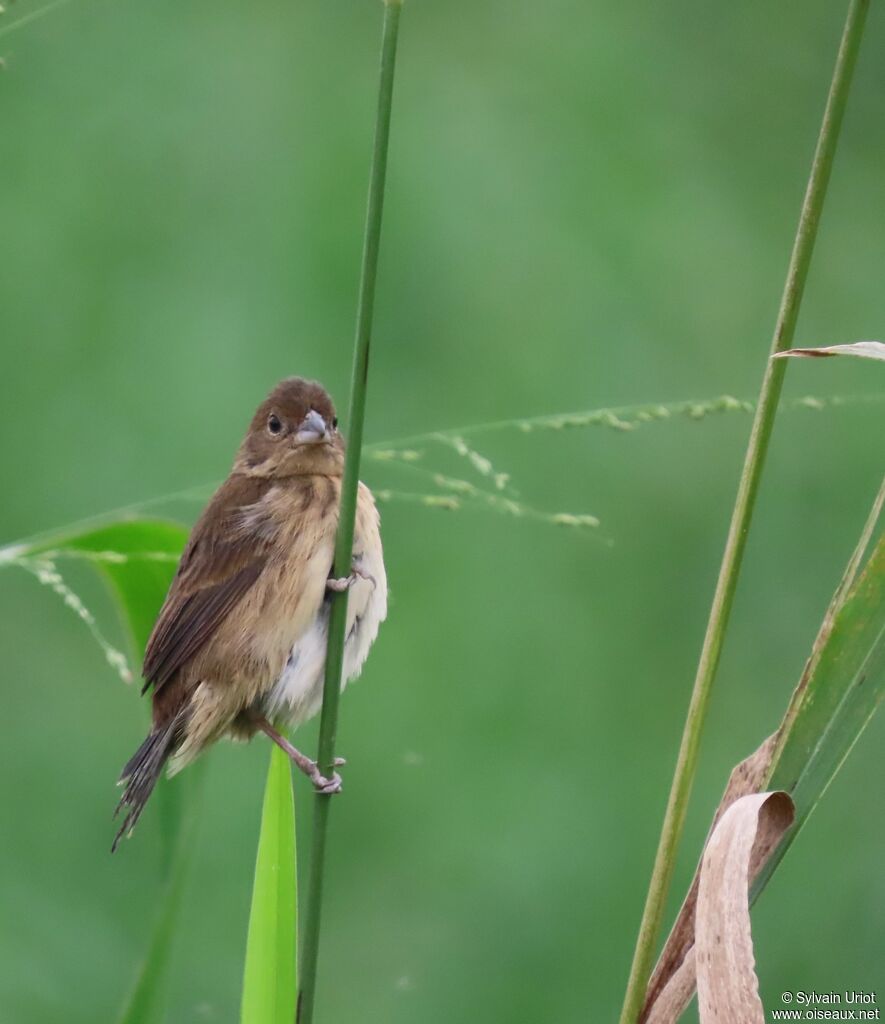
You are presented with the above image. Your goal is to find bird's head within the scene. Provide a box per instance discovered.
[235,377,345,477]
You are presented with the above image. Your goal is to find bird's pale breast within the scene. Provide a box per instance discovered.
[261,478,388,726]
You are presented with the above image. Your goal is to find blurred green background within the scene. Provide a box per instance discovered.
[1,0,884,1021]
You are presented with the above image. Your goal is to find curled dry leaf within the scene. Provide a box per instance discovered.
[642,738,777,1024]
[773,340,885,361]
[695,792,795,1023]
[643,787,794,1024]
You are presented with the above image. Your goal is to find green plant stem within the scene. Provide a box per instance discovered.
[0,0,75,40]
[297,3,404,1022]
[618,3,870,1022]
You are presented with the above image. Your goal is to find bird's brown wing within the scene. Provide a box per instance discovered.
[142,475,276,693]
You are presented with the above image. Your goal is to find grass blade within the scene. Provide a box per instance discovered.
[642,479,884,1021]
[618,4,871,1019]
[297,3,405,1022]
[241,745,298,1024]
[0,516,200,1023]
[18,519,191,873]
[758,489,884,884]
[25,520,187,673]
[87,518,205,1024]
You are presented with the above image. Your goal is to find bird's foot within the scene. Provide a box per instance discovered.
[308,756,346,794]
[254,716,345,795]
[310,768,343,795]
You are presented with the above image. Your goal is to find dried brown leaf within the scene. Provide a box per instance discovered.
[696,792,795,1023]
[773,341,885,361]
[641,737,777,1023]
[644,787,794,1024]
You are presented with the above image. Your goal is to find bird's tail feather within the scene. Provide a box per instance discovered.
[113,713,185,852]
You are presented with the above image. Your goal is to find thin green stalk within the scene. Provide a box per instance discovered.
[297,3,404,1022]
[0,0,75,40]
[618,3,870,1022]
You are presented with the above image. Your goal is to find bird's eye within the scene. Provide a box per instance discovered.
[267,414,283,435]
[331,417,338,430]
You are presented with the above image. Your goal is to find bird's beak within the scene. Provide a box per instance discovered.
[295,409,329,444]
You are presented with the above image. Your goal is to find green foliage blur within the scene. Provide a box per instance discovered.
[1,1,884,1021]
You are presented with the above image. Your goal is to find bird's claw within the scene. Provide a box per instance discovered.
[311,770,343,795]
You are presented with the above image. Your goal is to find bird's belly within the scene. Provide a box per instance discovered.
[263,569,386,728]
[264,613,328,726]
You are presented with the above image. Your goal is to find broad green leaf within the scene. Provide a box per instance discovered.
[2,517,197,1024]
[241,745,298,1024]
[20,518,187,655]
[756,490,884,890]
[20,518,191,872]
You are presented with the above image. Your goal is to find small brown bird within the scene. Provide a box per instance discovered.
[113,377,387,849]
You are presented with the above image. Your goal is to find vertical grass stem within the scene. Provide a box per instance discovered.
[297,3,404,1022]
